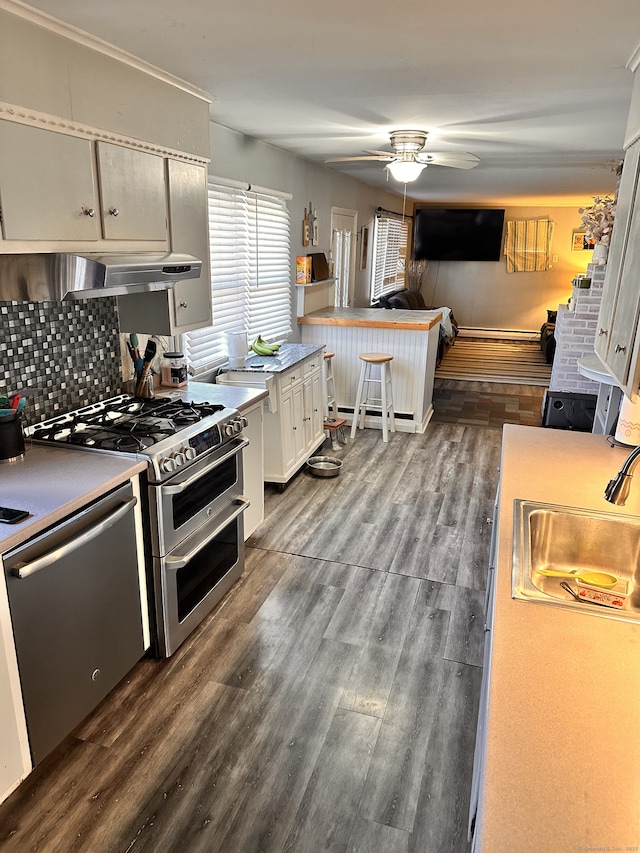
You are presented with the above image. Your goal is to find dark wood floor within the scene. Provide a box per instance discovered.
[0,415,504,853]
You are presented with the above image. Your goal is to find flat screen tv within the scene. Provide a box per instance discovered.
[413,208,505,262]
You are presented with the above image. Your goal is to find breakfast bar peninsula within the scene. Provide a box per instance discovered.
[298,306,442,433]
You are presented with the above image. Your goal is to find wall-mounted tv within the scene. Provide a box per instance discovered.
[413,208,506,262]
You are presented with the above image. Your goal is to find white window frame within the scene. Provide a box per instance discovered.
[184,182,292,374]
[370,211,410,303]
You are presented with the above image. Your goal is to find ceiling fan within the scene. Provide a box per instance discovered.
[325,130,479,183]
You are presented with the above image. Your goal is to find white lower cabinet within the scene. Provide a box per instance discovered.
[262,355,325,485]
[241,400,265,539]
[217,351,325,487]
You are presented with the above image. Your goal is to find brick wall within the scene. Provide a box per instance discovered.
[548,262,606,394]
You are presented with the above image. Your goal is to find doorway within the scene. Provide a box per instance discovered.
[330,207,357,307]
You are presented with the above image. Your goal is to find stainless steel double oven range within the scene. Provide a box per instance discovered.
[27,395,249,656]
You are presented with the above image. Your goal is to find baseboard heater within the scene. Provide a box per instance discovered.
[458,327,539,342]
[338,406,413,421]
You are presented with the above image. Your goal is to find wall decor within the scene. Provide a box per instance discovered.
[572,229,596,251]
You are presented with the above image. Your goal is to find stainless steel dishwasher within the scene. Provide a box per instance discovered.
[3,481,145,765]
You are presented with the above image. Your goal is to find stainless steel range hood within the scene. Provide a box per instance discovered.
[0,252,202,301]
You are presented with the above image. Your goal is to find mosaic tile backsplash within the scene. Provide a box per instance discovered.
[0,297,123,425]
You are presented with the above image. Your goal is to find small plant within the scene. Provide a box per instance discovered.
[578,196,616,246]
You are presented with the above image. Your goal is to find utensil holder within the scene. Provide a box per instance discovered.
[0,412,25,463]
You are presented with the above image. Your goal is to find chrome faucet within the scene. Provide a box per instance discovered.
[605,444,640,505]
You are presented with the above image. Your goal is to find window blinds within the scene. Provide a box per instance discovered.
[371,213,409,301]
[184,184,291,373]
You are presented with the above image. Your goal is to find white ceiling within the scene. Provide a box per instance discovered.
[24,0,640,205]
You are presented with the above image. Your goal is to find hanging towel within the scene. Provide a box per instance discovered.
[504,219,555,272]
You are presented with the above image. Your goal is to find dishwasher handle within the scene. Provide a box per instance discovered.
[12,497,138,579]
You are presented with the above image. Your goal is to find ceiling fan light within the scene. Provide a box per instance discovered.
[387,160,427,183]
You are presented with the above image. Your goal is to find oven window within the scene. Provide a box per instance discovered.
[176,518,239,622]
[173,455,238,530]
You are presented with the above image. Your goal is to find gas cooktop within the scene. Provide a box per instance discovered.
[25,395,247,482]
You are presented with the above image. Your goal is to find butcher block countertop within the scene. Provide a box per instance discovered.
[298,307,442,331]
[0,445,146,554]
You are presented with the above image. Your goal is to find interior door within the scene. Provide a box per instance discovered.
[330,207,357,307]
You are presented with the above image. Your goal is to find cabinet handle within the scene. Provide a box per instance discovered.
[82,207,95,217]
[615,344,627,353]
[598,328,608,336]
[179,301,188,309]
[109,207,119,217]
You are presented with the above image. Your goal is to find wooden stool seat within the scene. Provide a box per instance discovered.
[351,353,395,442]
[358,353,393,364]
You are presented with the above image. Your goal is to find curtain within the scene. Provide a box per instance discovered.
[332,228,354,307]
[504,219,555,272]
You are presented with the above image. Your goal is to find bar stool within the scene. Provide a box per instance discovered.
[323,352,347,451]
[350,353,395,442]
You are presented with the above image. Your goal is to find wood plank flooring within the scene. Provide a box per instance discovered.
[433,378,546,429]
[0,420,503,853]
[436,337,552,385]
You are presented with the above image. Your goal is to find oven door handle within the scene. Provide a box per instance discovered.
[12,498,138,579]
[164,499,250,570]
[162,437,249,495]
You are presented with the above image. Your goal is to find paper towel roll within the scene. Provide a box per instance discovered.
[225,330,248,367]
[615,394,640,445]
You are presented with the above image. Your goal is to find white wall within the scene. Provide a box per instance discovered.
[209,123,613,335]
[209,122,409,332]
[419,206,601,331]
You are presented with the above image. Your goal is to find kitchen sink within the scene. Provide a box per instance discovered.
[512,499,640,622]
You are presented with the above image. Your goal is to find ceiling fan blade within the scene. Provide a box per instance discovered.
[325,155,393,163]
[363,149,396,157]
[418,152,480,169]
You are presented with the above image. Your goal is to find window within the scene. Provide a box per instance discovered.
[184,183,292,373]
[370,211,409,302]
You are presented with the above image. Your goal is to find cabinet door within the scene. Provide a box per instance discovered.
[241,402,264,539]
[0,121,99,241]
[595,139,640,388]
[304,371,324,451]
[166,160,212,332]
[117,160,212,335]
[96,142,167,240]
[281,383,306,471]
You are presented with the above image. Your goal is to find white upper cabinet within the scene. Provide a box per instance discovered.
[0,123,168,247]
[0,121,100,241]
[95,142,167,241]
[595,137,640,396]
[116,159,211,335]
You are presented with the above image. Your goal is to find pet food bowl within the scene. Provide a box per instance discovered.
[307,456,342,478]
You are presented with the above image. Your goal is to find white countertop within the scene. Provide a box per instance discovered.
[0,444,146,554]
[216,343,324,375]
[155,380,269,410]
[477,424,640,852]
